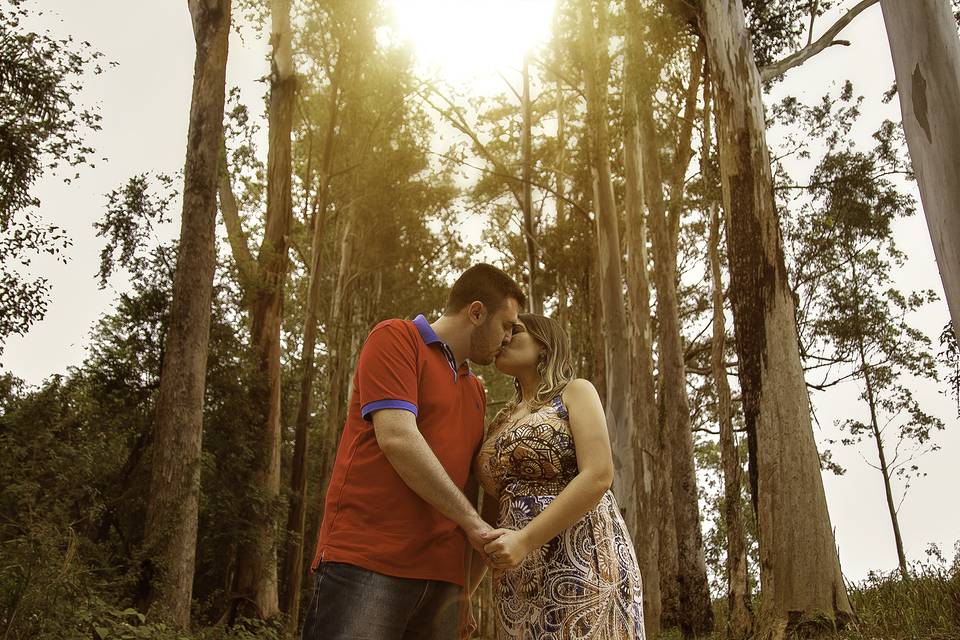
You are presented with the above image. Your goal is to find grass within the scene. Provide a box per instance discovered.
[658,543,960,640]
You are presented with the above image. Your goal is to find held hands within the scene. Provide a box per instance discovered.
[483,528,533,571]
[465,519,502,554]
[464,518,533,571]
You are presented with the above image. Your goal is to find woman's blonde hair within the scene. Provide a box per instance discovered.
[489,313,576,429]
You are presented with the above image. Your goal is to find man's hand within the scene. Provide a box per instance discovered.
[464,517,504,556]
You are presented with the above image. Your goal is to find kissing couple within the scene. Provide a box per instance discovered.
[301,263,644,640]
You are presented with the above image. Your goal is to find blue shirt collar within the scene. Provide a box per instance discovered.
[413,314,442,345]
[412,314,472,378]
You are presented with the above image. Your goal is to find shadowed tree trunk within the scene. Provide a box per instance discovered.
[881,0,960,341]
[222,0,295,620]
[710,204,753,640]
[280,51,343,631]
[700,0,852,633]
[704,77,753,640]
[638,45,713,637]
[622,1,661,632]
[654,381,681,629]
[577,0,637,530]
[141,0,231,627]
[622,39,662,640]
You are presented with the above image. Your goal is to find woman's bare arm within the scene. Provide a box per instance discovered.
[484,379,613,569]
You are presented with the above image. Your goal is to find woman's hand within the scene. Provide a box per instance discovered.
[483,528,533,571]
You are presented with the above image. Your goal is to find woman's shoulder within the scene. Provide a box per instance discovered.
[561,378,599,403]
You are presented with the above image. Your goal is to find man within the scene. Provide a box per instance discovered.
[301,263,526,640]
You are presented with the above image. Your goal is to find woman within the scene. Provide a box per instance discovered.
[467,313,644,639]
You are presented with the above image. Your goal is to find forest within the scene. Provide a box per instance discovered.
[2,0,960,639]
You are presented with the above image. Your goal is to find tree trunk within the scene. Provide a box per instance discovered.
[622,65,663,640]
[849,260,910,581]
[637,48,713,636]
[280,54,342,631]
[705,76,753,640]
[860,341,910,581]
[318,204,358,491]
[141,0,231,627]
[654,384,681,630]
[577,0,637,530]
[700,0,853,633]
[521,54,541,314]
[710,204,753,639]
[229,0,295,620]
[588,249,607,403]
[554,66,568,329]
[622,2,662,632]
[882,0,960,341]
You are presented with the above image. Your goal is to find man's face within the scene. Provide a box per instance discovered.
[468,297,521,365]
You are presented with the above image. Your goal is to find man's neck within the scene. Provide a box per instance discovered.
[430,314,469,366]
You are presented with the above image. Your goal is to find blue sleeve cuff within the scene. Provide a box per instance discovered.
[361,399,418,421]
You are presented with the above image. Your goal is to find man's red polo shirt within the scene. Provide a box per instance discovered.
[310,314,486,586]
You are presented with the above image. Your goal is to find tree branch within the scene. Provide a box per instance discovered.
[416,87,526,211]
[218,141,258,289]
[760,0,880,82]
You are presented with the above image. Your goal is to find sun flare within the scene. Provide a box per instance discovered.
[385,0,557,79]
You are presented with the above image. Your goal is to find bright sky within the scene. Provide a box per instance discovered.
[5,0,957,588]
[386,0,556,81]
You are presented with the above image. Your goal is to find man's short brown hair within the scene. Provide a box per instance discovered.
[445,263,526,314]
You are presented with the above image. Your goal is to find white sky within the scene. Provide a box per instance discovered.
[4,0,957,585]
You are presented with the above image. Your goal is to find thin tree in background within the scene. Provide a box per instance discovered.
[318,194,358,487]
[576,0,638,534]
[219,0,296,619]
[881,0,960,341]
[553,17,569,328]
[699,0,853,632]
[622,0,661,632]
[787,125,947,581]
[281,45,344,633]
[142,0,231,627]
[636,42,714,636]
[521,53,541,314]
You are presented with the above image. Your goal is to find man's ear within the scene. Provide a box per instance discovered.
[467,300,487,325]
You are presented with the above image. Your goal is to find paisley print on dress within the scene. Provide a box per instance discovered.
[475,396,645,640]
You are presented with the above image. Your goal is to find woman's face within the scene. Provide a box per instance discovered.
[493,320,543,376]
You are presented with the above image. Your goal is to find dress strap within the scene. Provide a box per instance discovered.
[551,393,570,420]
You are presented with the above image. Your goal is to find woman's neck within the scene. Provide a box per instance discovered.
[516,370,541,405]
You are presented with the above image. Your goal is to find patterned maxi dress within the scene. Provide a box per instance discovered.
[474,394,645,640]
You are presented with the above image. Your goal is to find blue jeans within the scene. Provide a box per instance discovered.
[299,562,462,640]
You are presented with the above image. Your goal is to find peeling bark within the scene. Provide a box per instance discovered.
[700,0,852,632]
[882,0,960,341]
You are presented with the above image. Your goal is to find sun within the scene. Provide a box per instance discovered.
[384,0,557,80]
